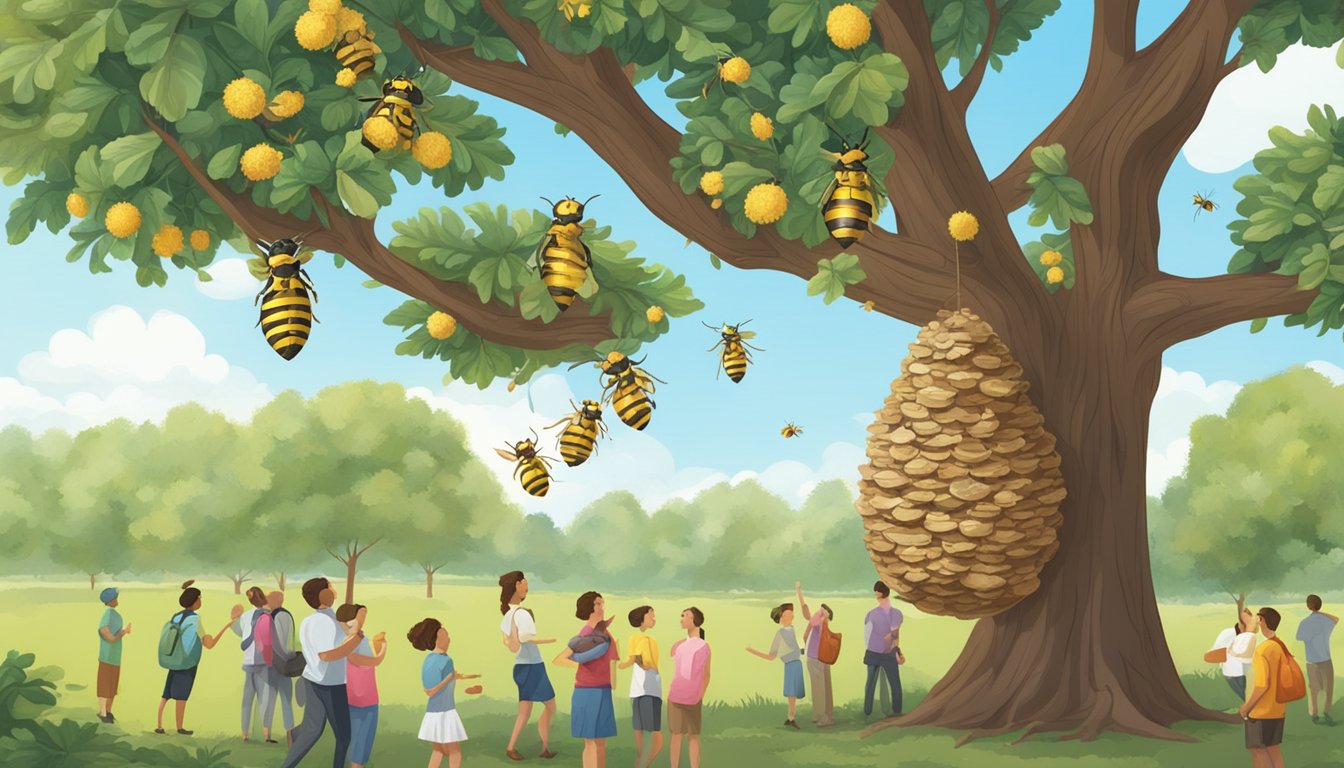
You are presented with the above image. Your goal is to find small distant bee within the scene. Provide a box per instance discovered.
[495,430,556,497]
[359,68,426,152]
[704,320,763,383]
[1192,191,1217,219]
[335,28,381,82]
[862,300,875,312]
[574,352,663,431]
[546,399,608,467]
[781,422,804,439]
[249,235,319,361]
[534,195,599,312]
[818,126,887,247]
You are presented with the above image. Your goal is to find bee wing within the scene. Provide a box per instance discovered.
[739,331,757,340]
[869,175,889,214]
[818,176,839,209]
[578,265,599,299]
[494,448,519,462]
[544,416,572,431]
[246,257,270,281]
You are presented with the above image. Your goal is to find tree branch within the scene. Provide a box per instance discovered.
[950,0,1000,112]
[1126,272,1313,356]
[354,537,382,558]
[326,547,349,566]
[142,115,613,350]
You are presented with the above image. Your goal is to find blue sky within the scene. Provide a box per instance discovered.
[2,3,1343,520]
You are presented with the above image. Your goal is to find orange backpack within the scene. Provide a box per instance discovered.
[817,624,842,665]
[1270,638,1306,703]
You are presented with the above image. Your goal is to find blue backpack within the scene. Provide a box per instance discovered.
[158,610,196,670]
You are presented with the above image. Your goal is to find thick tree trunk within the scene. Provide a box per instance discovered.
[424,567,437,599]
[344,556,359,605]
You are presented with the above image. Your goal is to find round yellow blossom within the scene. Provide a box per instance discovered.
[750,112,774,141]
[645,306,665,323]
[720,57,751,84]
[826,4,872,50]
[336,68,357,88]
[66,192,89,219]
[265,91,305,120]
[240,143,283,181]
[1046,266,1065,285]
[335,7,366,35]
[152,224,184,259]
[105,201,141,239]
[222,77,267,120]
[412,131,453,169]
[947,210,979,241]
[744,181,788,224]
[362,117,399,150]
[295,10,337,50]
[710,198,723,210]
[426,311,457,340]
[1039,249,1063,267]
[699,171,724,196]
[309,0,342,16]
[190,229,211,251]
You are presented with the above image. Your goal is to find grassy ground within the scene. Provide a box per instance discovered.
[4,580,1342,767]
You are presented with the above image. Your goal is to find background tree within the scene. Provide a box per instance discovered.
[48,420,140,589]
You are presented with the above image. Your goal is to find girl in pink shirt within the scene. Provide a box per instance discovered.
[337,604,387,768]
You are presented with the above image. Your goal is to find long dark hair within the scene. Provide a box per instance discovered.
[686,606,705,640]
[499,571,526,616]
[178,580,201,609]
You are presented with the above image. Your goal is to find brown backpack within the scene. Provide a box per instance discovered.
[1269,638,1306,703]
[817,623,842,665]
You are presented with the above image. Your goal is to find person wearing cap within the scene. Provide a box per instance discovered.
[97,587,131,723]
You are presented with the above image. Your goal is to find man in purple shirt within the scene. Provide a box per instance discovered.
[863,581,904,718]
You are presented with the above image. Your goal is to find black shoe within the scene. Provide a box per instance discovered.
[784,719,800,730]
[154,728,166,734]
[177,729,193,736]
[107,712,116,724]
[265,738,279,744]
[97,713,111,724]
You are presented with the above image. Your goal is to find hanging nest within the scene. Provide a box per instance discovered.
[856,308,1065,618]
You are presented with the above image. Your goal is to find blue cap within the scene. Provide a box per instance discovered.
[99,587,119,604]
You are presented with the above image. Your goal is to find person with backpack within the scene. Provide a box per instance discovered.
[262,589,299,745]
[155,580,241,735]
[281,577,364,768]
[745,602,805,730]
[1240,606,1306,768]
[232,586,270,742]
[863,581,904,719]
[498,570,558,761]
[796,581,837,727]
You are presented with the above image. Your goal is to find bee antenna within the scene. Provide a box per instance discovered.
[540,196,556,209]
[293,226,320,244]
[824,119,849,146]
[701,321,718,330]
[581,194,601,207]
[740,319,753,327]
[858,128,870,149]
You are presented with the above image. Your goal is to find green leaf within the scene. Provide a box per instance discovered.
[124,9,187,66]
[1031,143,1068,176]
[207,144,242,180]
[1249,317,1268,333]
[1313,165,1344,211]
[718,161,771,196]
[806,253,866,304]
[100,133,162,188]
[234,0,270,51]
[519,278,561,323]
[139,34,205,122]
[1027,173,1093,228]
[709,253,722,269]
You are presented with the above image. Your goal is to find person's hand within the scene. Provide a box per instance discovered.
[123,623,133,635]
[230,604,244,620]
[1238,704,1249,719]
[897,652,906,666]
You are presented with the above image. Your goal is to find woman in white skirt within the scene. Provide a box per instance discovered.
[408,618,482,768]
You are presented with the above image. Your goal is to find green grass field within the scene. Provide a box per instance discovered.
[5,580,1342,767]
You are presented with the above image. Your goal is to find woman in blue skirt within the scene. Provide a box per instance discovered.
[746,602,806,730]
[555,591,619,768]
[499,571,558,761]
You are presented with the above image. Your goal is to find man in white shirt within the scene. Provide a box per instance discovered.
[281,577,362,768]
[1207,600,1258,703]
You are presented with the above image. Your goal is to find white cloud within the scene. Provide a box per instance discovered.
[0,306,271,433]
[195,258,260,301]
[1183,45,1344,174]
[408,374,862,523]
[1146,366,1241,492]
[1306,359,1344,384]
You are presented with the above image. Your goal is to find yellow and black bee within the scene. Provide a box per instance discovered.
[534,195,599,312]
[495,431,555,497]
[359,69,425,152]
[818,127,887,247]
[335,28,382,82]
[781,422,804,439]
[546,399,608,467]
[1192,191,1217,219]
[574,352,663,431]
[250,236,318,361]
[704,320,763,383]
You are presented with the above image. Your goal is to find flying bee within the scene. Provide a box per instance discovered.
[534,195,599,312]
[335,28,381,82]
[704,320,763,383]
[818,126,887,247]
[573,352,663,431]
[1192,191,1217,219]
[494,430,555,497]
[781,422,804,439]
[249,235,319,361]
[359,68,427,152]
[546,399,608,467]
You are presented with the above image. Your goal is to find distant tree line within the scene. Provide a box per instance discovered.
[0,381,876,599]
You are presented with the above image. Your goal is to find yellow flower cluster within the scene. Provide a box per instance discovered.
[223,77,268,120]
[66,192,89,219]
[152,224,184,259]
[947,211,979,242]
[241,144,283,181]
[750,112,774,141]
[744,182,788,224]
[826,4,872,50]
[362,118,399,150]
[720,57,751,84]
[105,201,141,238]
[412,132,453,169]
[427,311,457,340]
[190,229,211,251]
[645,306,665,323]
[295,10,338,50]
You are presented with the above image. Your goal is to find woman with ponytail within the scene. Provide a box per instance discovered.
[497,571,558,761]
[667,607,710,768]
[155,581,241,735]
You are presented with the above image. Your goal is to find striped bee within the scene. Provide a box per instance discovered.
[546,399,608,467]
[575,352,663,431]
[495,431,556,498]
[335,28,382,82]
[359,69,425,152]
[818,127,887,247]
[781,422,804,439]
[534,195,599,311]
[250,236,318,361]
[704,320,763,383]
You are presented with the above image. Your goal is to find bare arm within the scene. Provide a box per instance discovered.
[1323,612,1340,624]
[795,581,811,621]
[745,646,775,661]
[698,657,711,701]
[553,647,578,668]
[202,621,234,650]
[1240,684,1268,718]
[100,625,130,643]
[318,633,363,662]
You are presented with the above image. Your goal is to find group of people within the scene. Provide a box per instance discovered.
[1205,594,1338,768]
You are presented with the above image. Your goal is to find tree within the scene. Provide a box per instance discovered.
[4,0,1344,741]
[47,421,140,589]
[1161,366,1344,594]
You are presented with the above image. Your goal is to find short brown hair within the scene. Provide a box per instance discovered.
[302,578,330,610]
[335,603,364,623]
[407,618,442,651]
[246,586,267,608]
[770,603,793,624]
[1307,594,1323,611]
[576,591,602,620]
[1257,607,1282,631]
[629,605,653,628]
[874,581,890,597]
